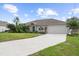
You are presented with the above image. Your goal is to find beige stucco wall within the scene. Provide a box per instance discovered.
[0,26,9,32]
[35,25,47,32]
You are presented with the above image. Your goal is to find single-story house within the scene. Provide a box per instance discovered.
[25,19,67,34]
[0,21,9,32]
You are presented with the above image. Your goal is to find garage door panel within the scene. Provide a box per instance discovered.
[47,25,67,34]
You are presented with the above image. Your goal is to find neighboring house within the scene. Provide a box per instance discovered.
[0,21,9,32]
[25,19,67,34]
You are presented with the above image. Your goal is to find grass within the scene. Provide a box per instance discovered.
[31,35,79,56]
[0,33,40,42]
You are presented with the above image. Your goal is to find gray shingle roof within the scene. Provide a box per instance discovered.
[25,19,66,26]
[0,21,8,26]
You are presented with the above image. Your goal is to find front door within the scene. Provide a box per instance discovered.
[32,26,35,32]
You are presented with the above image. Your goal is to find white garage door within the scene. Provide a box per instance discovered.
[47,25,67,34]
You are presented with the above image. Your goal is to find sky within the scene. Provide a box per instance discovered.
[0,3,79,23]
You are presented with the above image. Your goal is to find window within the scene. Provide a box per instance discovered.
[39,26,43,30]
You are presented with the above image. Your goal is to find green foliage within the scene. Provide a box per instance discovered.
[67,17,79,29]
[7,24,16,32]
[7,17,30,33]
[66,17,79,35]
[13,17,20,32]
[13,17,20,26]
[19,24,30,33]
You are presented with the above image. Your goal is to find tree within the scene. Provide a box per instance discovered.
[13,17,20,26]
[66,17,79,35]
[13,17,20,32]
[19,24,30,33]
[7,17,30,33]
[7,24,16,32]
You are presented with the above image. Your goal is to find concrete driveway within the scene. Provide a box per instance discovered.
[0,34,66,56]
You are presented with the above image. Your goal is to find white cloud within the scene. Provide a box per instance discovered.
[25,18,35,23]
[67,16,72,19]
[13,14,18,16]
[61,17,67,21]
[3,4,18,13]
[59,16,72,21]
[54,16,71,21]
[68,12,72,15]
[37,8,44,16]
[37,8,58,17]
[68,8,79,15]
[24,14,28,17]
[45,9,58,16]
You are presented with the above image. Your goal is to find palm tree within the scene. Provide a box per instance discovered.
[13,17,20,32]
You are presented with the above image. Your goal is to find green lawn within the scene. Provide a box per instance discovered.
[31,35,79,56]
[0,33,40,42]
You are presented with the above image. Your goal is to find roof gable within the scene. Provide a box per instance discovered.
[25,19,66,26]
